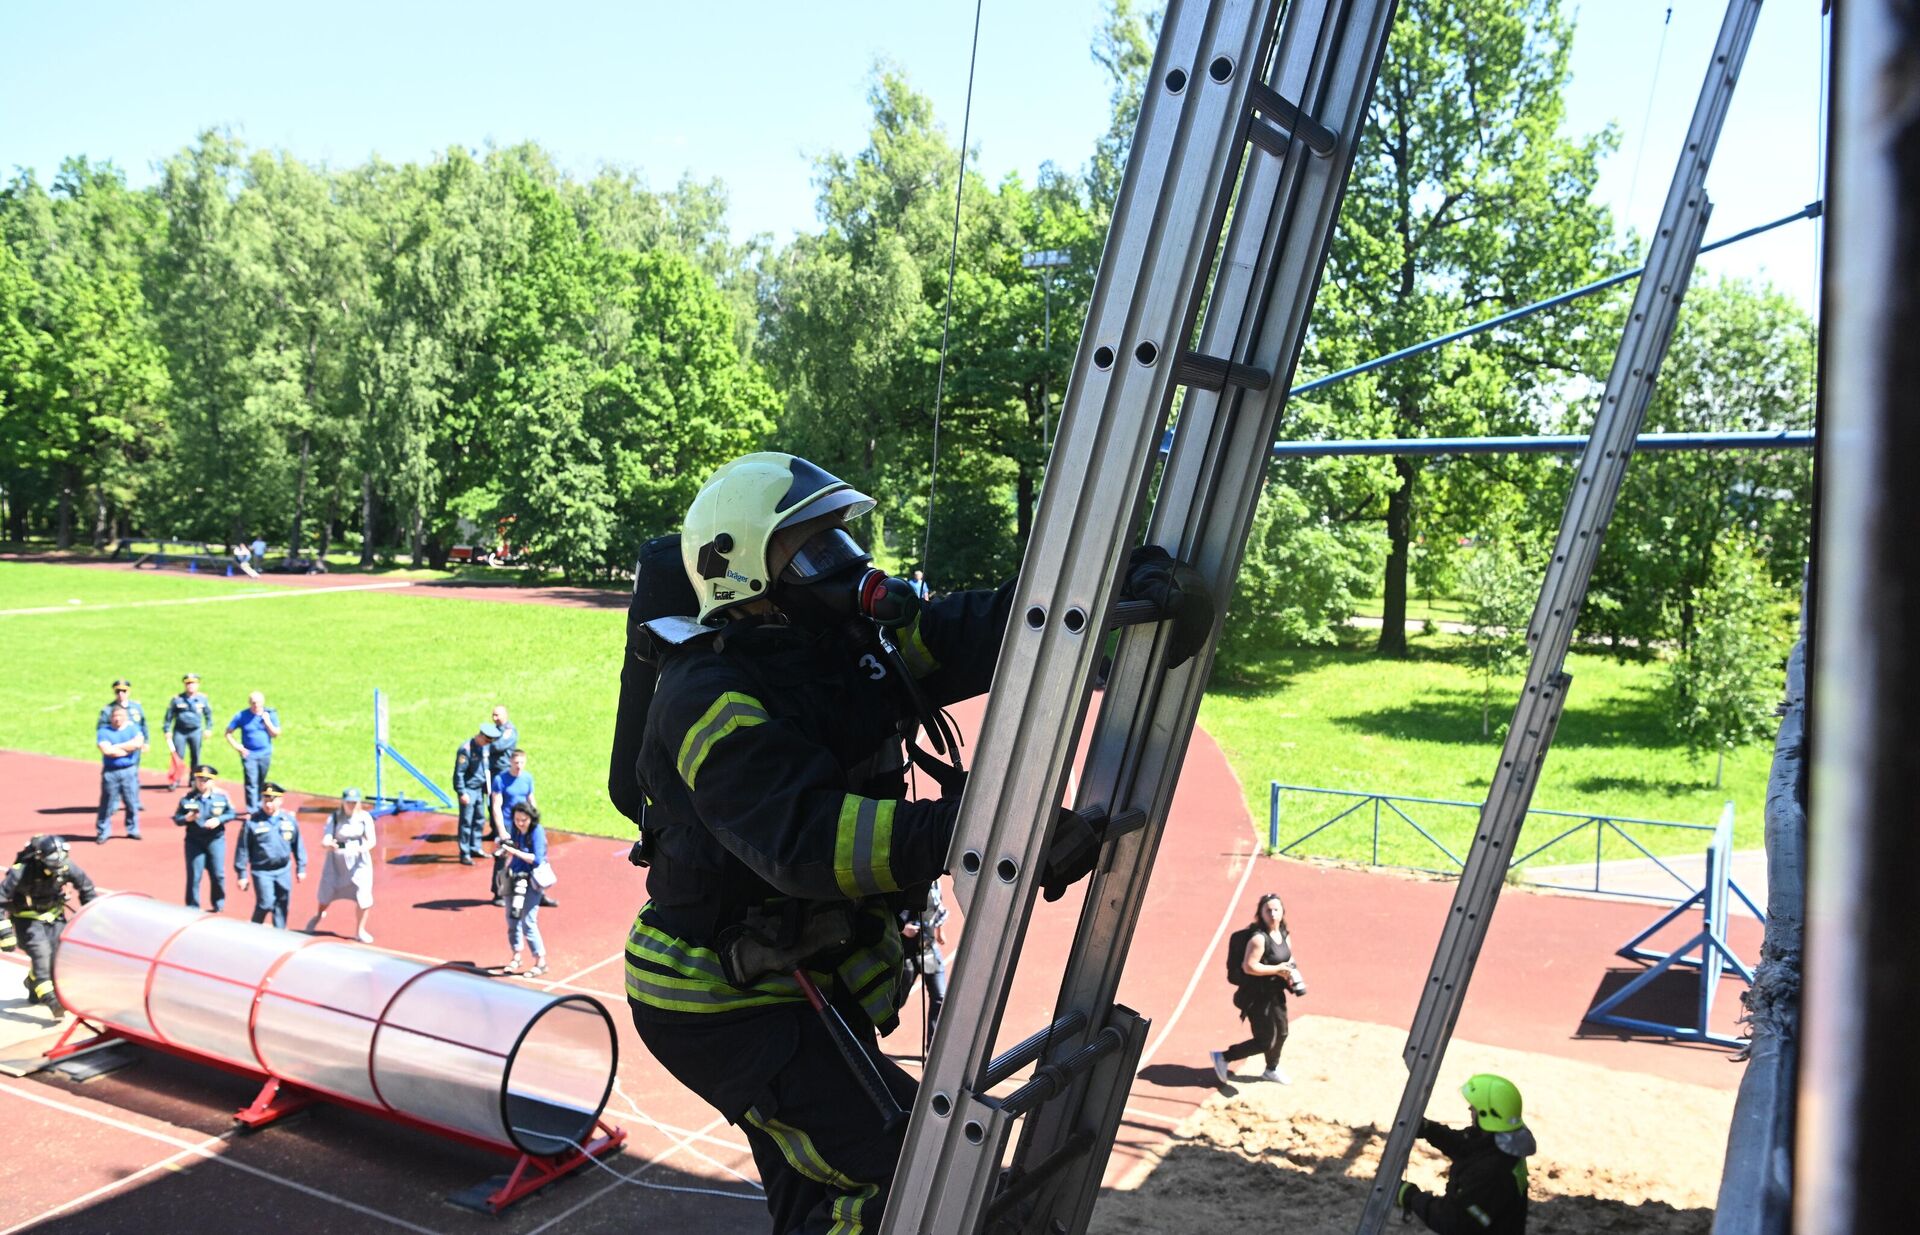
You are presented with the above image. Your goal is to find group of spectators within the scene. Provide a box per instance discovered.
[87,681,554,974]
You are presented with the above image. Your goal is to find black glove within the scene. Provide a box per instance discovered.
[857,570,924,629]
[1417,1118,1441,1142]
[1121,546,1214,668]
[1040,807,1103,902]
[1396,1181,1422,1211]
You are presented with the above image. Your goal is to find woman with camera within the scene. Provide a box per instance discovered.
[1211,890,1306,1085]
[494,801,551,979]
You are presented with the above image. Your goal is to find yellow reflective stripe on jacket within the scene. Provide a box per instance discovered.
[12,906,62,922]
[675,691,770,790]
[625,914,805,1014]
[833,797,900,900]
[896,616,939,679]
[742,1109,879,1235]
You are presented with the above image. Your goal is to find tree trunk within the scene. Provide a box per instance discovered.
[289,430,311,556]
[1715,747,1725,789]
[318,488,338,560]
[55,467,75,549]
[360,474,378,567]
[409,505,426,568]
[1378,456,1416,656]
[91,488,111,550]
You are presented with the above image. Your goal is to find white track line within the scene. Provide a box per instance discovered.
[541,950,621,992]
[611,1078,760,1188]
[0,1081,446,1235]
[0,580,415,617]
[1134,839,1261,1073]
[1,1128,230,1235]
[522,1113,758,1234]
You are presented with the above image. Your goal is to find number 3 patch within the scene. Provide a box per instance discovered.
[858,653,887,681]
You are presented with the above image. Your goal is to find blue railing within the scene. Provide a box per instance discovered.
[1266,781,1761,909]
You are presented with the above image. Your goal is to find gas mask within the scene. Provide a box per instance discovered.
[775,528,924,630]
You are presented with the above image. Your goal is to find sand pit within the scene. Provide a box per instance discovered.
[1094,1015,1733,1233]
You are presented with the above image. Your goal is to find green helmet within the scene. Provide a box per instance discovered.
[1460,1073,1524,1132]
[681,453,875,623]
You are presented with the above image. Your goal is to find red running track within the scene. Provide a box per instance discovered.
[0,725,1753,1233]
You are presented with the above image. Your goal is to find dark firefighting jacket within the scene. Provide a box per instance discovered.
[625,582,1012,1031]
[1406,1120,1534,1234]
[0,859,98,923]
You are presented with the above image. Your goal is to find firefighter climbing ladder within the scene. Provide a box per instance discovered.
[883,1,1400,1231]
[1353,0,1764,1229]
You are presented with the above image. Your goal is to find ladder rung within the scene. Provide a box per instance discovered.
[981,1011,1089,1091]
[995,1026,1127,1118]
[1172,350,1272,393]
[1108,598,1164,628]
[1248,82,1338,157]
[983,1131,1096,1225]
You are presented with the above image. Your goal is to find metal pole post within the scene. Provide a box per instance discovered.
[1041,270,1053,461]
[1269,781,1280,853]
[1800,0,1920,1228]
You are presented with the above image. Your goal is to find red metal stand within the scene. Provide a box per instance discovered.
[43,1018,118,1062]
[235,1076,319,1129]
[483,1119,629,1213]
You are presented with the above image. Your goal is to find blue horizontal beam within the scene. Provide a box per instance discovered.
[1264,429,1816,459]
[1288,201,1823,399]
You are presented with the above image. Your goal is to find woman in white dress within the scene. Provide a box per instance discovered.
[305,787,376,942]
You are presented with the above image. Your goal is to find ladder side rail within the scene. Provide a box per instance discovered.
[1355,2,1762,1229]
[881,3,1286,1230]
[1007,5,1402,1229]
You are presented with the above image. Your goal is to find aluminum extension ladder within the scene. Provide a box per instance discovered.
[1353,0,1766,1229]
[881,2,1400,1231]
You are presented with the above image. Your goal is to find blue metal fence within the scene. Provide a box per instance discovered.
[1267,781,1761,908]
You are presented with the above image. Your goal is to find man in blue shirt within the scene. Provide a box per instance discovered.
[94,704,146,843]
[488,748,536,906]
[175,764,236,911]
[452,724,498,867]
[163,674,214,790]
[97,679,148,744]
[483,705,519,837]
[235,782,306,928]
[224,691,282,813]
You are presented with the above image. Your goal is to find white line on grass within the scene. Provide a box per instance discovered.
[0,580,415,617]
[0,1128,231,1235]
[0,1081,446,1235]
[1134,836,1261,1074]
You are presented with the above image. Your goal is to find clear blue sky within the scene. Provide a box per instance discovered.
[1,1,1825,306]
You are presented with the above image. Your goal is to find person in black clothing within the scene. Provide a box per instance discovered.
[608,452,1213,1235]
[1212,891,1305,1085]
[0,835,99,1015]
[1397,1073,1535,1233]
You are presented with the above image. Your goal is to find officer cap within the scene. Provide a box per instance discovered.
[112,678,131,688]
[479,723,503,739]
[183,672,199,683]
[341,787,363,803]
[262,782,286,798]
[192,764,218,777]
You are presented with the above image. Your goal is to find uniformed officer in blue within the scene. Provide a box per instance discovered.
[452,723,498,866]
[614,452,1213,1235]
[175,763,237,911]
[97,678,148,744]
[235,782,307,928]
[224,691,282,812]
[94,702,147,843]
[162,673,215,790]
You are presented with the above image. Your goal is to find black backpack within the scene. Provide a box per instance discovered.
[607,535,701,845]
[1224,925,1257,989]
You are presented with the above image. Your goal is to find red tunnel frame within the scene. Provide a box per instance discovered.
[47,891,627,1212]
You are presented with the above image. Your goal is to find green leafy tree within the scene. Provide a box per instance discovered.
[1579,278,1815,651]
[1459,520,1536,736]
[1665,534,1789,786]
[1312,0,1618,655]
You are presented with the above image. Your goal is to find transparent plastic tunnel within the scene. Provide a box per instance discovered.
[52,892,617,1155]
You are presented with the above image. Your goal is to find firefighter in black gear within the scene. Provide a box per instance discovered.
[0,835,99,1016]
[612,453,1210,1235]
[1397,1073,1535,1233]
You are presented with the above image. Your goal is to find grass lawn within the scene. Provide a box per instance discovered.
[2,562,1774,869]
[0,562,629,838]
[1350,593,1473,626]
[1200,628,1773,870]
